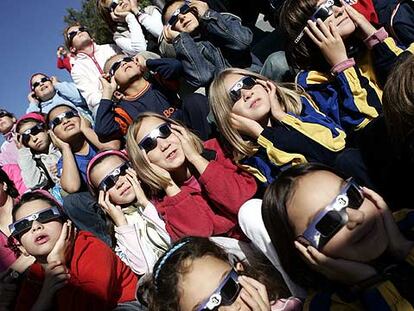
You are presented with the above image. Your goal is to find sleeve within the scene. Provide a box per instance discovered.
[371,36,411,87]
[392,2,414,48]
[70,65,102,116]
[146,58,183,80]
[155,190,216,240]
[57,240,122,310]
[94,99,123,139]
[17,148,49,189]
[114,13,147,56]
[198,140,257,214]
[201,10,253,50]
[138,8,163,38]
[173,33,217,87]
[54,82,84,107]
[57,57,66,69]
[114,224,150,275]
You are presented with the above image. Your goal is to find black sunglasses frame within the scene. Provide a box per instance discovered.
[98,162,131,192]
[49,110,79,130]
[21,123,46,146]
[109,57,134,77]
[31,77,51,91]
[229,76,257,102]
[138,123,172,153]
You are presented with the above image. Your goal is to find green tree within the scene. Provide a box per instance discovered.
[63,0,153,45]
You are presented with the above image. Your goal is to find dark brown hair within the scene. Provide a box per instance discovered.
[262,163,345,289]
[0,167,19,199]
[141,237,288,310]
[280,0,331,70]
[382,54,414,146]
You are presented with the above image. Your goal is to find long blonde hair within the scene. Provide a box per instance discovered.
[209,68,304,160]
[126,112,203,195]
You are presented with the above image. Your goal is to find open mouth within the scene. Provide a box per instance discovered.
[35,234,50,245]
[166,149,177,160]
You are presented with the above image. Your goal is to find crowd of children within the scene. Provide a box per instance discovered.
[1,0,414,310]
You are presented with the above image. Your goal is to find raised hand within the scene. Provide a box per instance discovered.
[362,187,414,260]
[189,0,209,16]
[230,113,264,139]
[238,275,271,310]
[98,190,127,227]
[170,124,200,163]
[49,130,70,151]
[256,80,286,121]
[46,220,75,265]
[163,25,180,43]
[125,168,150,206]
[294,241,377,284]
[99,74,118,100]
[304,19,348,66]
[343,2,376,39]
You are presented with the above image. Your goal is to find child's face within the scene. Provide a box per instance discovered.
[107,55,145,87]
[0,115,15,134]
[165,2,200,33]
[31,74,55,101]
[179,256,249,311]
[315,0,356,39]
[135,117,186,173]
[49,106,81,142]
[15,199,63,260]
[224,74,271,123]
[18,121,50,153]
[67,25,92,51]
[287,170,388,262]
[90,156,137,205]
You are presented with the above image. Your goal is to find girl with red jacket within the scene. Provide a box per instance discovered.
[126,112,257,241]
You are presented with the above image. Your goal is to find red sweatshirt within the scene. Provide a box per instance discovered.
[353,0,379,24]
[15,231,138,311]
[155,138,257,241]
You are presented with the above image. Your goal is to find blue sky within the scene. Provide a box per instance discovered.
[0,0,82,119]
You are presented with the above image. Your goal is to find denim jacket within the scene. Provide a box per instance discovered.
[172,9,260,87]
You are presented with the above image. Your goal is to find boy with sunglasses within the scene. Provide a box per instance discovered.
[63,22,121,116]
[161,0,262,88]
[27,73,93,124]
[10,191,140,311]
[16,113,61,195]
[96,52,211,140]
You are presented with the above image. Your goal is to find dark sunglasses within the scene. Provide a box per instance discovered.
[49,110,79,130]
[109,0,119,11]
[98,162,131,192]
[138,123,172,153]
[167,3,192,26]
[9,206,64,238]
[0,110,10,118]
[294,0,342,44]
[31,77,50,90]
[109,57,134,76]
[21,123,46,146]
[67,26,87,43]
[297,178,364,249]
[228,76,257,102]
[197,269,241,311]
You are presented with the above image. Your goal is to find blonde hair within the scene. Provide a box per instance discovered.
[126,112,203,194]
[209,68,304,160]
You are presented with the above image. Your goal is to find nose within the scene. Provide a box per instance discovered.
[241,88,253,101]
[345,208,365,230]
[31,220,44,232]
[31,134,38,143]
[333,5,344,16]
[157,137,171,152]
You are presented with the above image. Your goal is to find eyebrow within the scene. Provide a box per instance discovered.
[191,269,231,311]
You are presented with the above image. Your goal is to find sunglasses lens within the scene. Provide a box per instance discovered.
[346,184,363,209]
[243,77,256,88]
[140,137,157,153]
[314,7,331,20]
[315,210,343,237]
[159,124,172,137]
[37,209,58,223]
[13,219,32,237]
[221,279,240,305]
